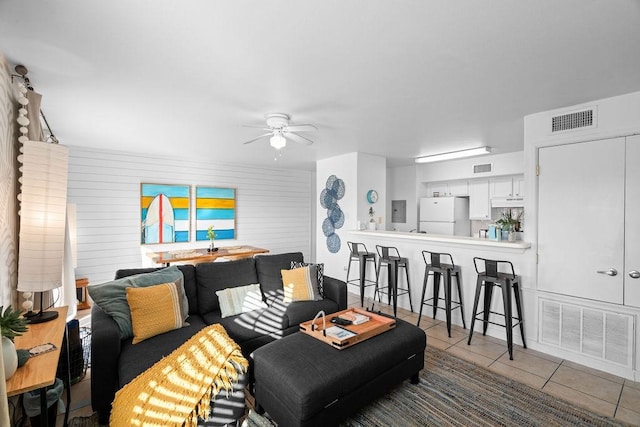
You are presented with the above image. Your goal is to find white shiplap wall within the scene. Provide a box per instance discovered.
[68,146,313,285]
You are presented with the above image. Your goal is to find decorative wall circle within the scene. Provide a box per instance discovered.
[320,175,345,253]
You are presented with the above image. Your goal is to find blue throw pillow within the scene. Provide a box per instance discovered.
[88,266,187,339]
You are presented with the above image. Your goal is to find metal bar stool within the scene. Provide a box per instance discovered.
[467,257,526,360]
[374,245,413,317]
[345,242,377,307]
[417,250,466,337]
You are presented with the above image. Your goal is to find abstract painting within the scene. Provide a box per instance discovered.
[195,187,236,240]
[140,183,190,244]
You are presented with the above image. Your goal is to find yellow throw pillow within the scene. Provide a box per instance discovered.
[126,282,187,344]
[281,265,322,303]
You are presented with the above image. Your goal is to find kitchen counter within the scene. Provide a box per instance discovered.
[350,229,531,251]
[346,228,534,346]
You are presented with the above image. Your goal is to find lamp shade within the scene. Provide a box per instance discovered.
[270,134,286,150]
[17,140,69,293]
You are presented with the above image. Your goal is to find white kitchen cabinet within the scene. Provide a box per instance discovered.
[426,180,468,197]
[513,176,525,198]
[490,175,524,198]
[468,180,490,220]
[448,180,469,196]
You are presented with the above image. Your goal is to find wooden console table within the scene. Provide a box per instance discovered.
[148,245,269,266]
[6,306,68,427]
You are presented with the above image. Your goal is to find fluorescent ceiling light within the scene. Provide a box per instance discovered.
[415,146,491,163]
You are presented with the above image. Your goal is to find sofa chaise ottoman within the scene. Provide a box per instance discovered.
[90,252,347,425]
[252,317,427,426]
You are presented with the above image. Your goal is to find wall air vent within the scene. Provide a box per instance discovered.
[539,298,633,367]
[473,163,492,174]
[551,108,595,133]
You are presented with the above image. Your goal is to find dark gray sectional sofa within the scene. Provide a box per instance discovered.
[90,252,347,425]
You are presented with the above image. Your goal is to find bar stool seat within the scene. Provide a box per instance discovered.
[467,257,526,360]
[345,242,377,307]
[374,245,413,317]
[417,250,466,337]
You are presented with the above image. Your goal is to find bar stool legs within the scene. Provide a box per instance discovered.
[374,245,413,317]
[468,257,526,360]
[346,242,377,307]
[417,251,465,337]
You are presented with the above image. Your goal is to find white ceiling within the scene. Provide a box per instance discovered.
[1,1,639,170]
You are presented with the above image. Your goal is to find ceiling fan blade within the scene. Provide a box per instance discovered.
[242,125,271,130]
[284,124,317,132]
[285,131,314,146]
[243,133,273,144]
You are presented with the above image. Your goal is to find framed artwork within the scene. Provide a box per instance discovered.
[140,183,190,244]
[195,187,236,240]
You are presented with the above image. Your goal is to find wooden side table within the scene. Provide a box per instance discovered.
[6,306,68,427]
[76,277,91,310]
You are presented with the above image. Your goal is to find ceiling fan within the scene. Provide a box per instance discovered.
[243,113,317,150]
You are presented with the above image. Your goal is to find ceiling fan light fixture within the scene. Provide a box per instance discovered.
[415,146,491,164]
[270,134,286,150]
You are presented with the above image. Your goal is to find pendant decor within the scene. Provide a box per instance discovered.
[320,175,345,253]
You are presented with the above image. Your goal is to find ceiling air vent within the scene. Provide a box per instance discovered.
[551,108,595,133]
[473,163,492,174]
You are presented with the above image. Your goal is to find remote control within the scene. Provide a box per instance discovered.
[330,317,352,326]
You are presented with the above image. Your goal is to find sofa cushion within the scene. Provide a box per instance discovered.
[255,252,304,305]
[118,315,208,387]
[281,265,322,303]
[126,282,188,344]
[202,307,288,344]
[273,298,340,327]
[196,259,259,314]
[89,266,187,339]
[216,284,267,318]
[115,265,198,316]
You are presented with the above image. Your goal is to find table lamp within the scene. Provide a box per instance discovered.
[17,140,69,324]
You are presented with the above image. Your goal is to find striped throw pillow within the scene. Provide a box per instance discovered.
[216,284,267,318]
[281,265,322,303]
[126,281,187,344]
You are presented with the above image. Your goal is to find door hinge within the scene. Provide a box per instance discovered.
[536,165,541,176]
[536,253,539,264]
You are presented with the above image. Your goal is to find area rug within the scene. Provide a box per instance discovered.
[341,346,629,427]
[244,346,630,427]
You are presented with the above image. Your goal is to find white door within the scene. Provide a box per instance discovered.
[537,137,625,304]
[625,135,640,307]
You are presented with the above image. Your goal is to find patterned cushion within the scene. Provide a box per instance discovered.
[290,261,324,297]
[126,281,187,344]
[281,265,322,303]
[215,284,268,318]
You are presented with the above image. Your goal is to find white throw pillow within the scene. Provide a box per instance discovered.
[216,284,268,318]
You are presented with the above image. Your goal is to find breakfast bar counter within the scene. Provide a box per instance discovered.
[347,230,534,345]
[350,230,531,251]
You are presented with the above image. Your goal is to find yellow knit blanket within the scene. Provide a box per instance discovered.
[110,324,248,426]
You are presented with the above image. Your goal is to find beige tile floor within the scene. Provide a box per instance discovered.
[346,292,640,426]
[56,295,640,426]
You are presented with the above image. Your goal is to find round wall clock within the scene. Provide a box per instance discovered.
[366,189,378,203]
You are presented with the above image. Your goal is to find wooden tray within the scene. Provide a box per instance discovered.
[299,308,396,350]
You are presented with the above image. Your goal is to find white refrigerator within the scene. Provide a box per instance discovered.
[419,197,470,236]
